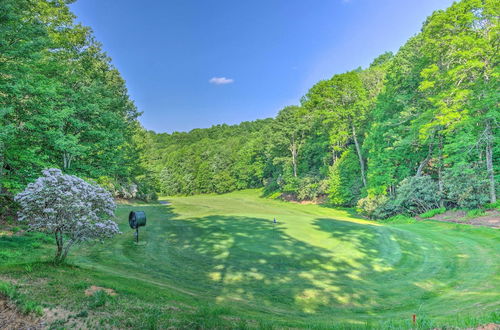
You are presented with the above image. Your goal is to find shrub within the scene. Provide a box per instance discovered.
[297,176,327,201]
[0,193,19,223]
[359,176,443,219]
[15,169,120,263]
[484,201,500,210]
[88,290,114,309]
[420,207,446,218]
[443,165,489,209]
[466,209,486,218]
[356,194,389,219]
[281,174,300,194]
[96,176,158,202]
[392,175,441,216]
[135,176,158,202]
[328,149,363,206]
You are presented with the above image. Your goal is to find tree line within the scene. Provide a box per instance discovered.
[1,0,497,220]
[144,0,498,217]
[0,0,155,220]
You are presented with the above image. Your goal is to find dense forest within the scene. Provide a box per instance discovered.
[1,0,498,221]
[142,0,499,218]
[0,0,156,220]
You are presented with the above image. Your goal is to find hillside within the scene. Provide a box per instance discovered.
[1,191,499,328]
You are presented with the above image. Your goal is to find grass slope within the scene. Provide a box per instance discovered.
[0,189,499,329]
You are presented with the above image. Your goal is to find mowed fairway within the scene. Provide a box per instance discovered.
[71,190,500,327]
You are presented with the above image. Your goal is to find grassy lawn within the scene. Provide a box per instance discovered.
[1,189,499,328]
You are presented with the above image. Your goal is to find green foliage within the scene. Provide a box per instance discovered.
[138,0,499,212]
[390,176,441,216]
[0,281,43,315]
[1,0,497,222]
[0,0,150,210]
[484,201,500,210]
[380,215,416,224]
[328,148,363,206]
[0,193,18,223]
[466,209,486,219]
[420,207,446,218]
[88,290,115,309]
[95,176,157,202]
[296,176,328,201]
[443,164,490,209]
[356,194,389,219]
[359,176,442,219]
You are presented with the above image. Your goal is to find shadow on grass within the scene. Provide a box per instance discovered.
[113,205,433,317]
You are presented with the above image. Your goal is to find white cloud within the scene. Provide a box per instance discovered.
[209,77,234,85]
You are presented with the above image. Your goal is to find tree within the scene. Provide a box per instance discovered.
[271,106,310,178]
[15,169,120,263]
[418,0,499,203]
[304,71,369,187]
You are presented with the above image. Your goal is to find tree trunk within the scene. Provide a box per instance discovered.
[416,143,433,177]
[485,121,497,203]
[290,136,298,177]
[437,135,444,208]
[63,152,74,170]
[351,124,367,187]
[54,231,63,263]
[61,240,76,262]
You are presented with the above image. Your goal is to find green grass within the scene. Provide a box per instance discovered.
[0,189,499,328]
[484,201,500,211]
[466,209,486,219]
[420,207,447,219]
[0,281,43,315]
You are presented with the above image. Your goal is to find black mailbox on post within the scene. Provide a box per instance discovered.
[129,211,146,243]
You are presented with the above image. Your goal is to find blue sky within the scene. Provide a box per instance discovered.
[70,0,454,133]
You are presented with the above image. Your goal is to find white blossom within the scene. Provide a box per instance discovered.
[15,168,120,263]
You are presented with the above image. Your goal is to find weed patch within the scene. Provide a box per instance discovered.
[420,207,446,218]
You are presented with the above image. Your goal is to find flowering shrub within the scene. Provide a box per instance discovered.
[15,169,120,263]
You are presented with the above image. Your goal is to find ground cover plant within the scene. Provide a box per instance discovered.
[1,190,498,328]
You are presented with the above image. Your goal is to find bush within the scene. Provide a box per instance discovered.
[328,148,363,206]
[466,209,486,218]
[96,176,158,202]
[88,290,114,309]
[0,193,19,223]
[392,175,441,216]
[135,176,158,201]
[420,207,446,218]
[484,201,500,210]
[443,165,489,209]
[356,194,389,219]
[296,176,328,201]
[358,176,442,219]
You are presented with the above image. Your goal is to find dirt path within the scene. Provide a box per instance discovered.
[0,297,42,330]
[428,210,500,228]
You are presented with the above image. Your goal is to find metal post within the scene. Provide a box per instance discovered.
[135,227,139,243]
